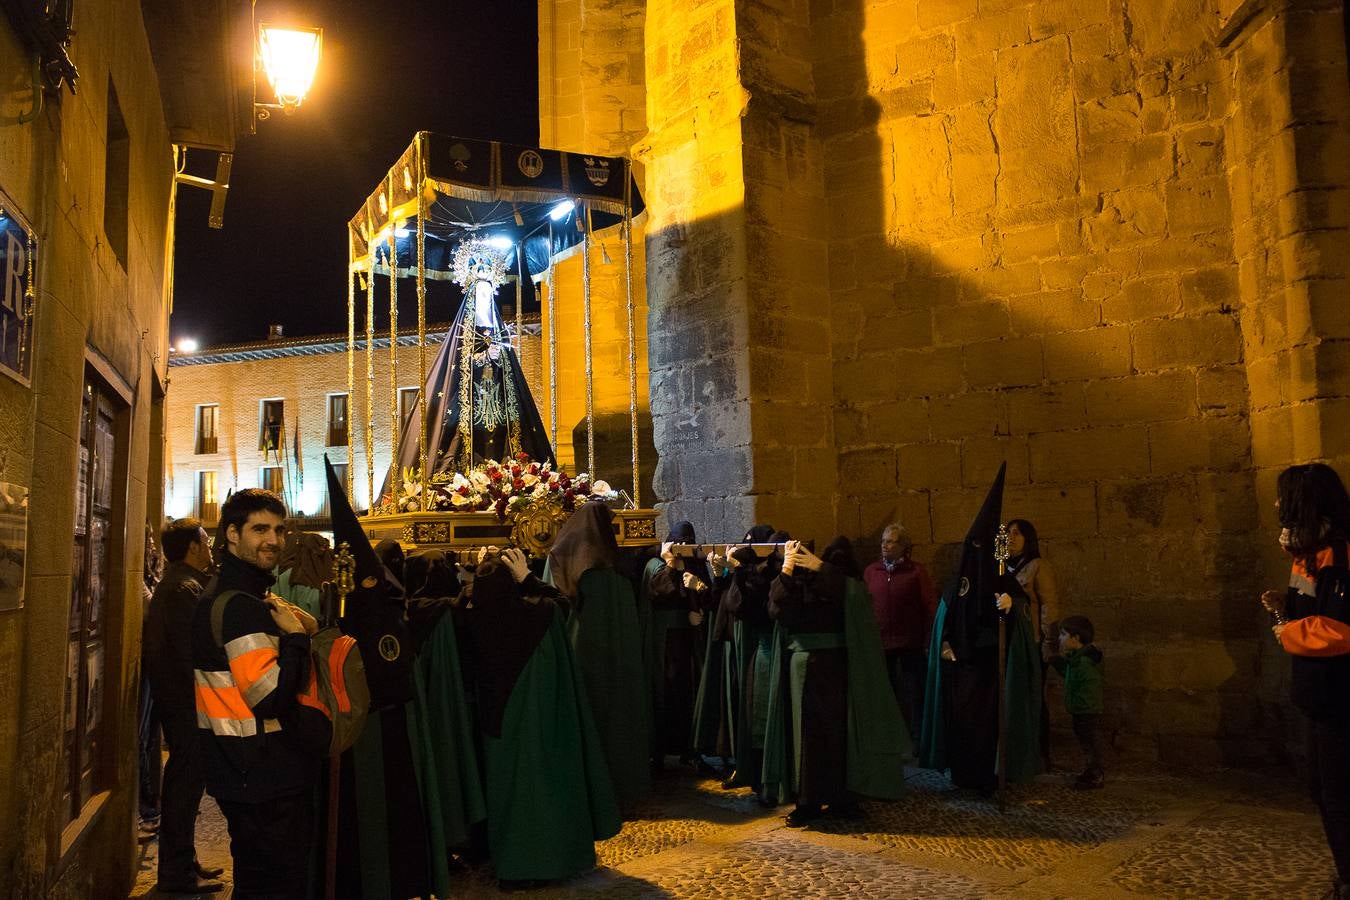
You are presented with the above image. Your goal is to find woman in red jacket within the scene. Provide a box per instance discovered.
[1263,463,1350,899]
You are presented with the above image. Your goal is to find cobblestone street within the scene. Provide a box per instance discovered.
[131,763,1335,898]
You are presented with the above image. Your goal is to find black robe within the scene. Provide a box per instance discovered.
[769,563,849,809]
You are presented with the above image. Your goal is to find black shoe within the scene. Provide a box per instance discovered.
[785,805,823,828]
[720,770,742,790]
[194,862,226,880]
[155,876,225,895]
[1073,769,1104,790]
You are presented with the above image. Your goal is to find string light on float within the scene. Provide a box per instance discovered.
[548,199,575,221]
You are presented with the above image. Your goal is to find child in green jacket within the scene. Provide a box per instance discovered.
[1049,615,1104,789]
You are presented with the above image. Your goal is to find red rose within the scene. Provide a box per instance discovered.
[559,474,572,490]
[513,477,525,490]
[516,451,529,462]
[490,469,504,481]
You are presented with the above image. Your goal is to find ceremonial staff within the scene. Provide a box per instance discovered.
[324,542,355,900]
[994,524,1010,813]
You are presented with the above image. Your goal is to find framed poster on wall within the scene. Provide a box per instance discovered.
[0,190,36,386]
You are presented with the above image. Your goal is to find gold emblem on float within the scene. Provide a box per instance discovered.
[510,498,569,558]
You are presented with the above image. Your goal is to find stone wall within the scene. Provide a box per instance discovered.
[817,0,1264,762]
[542,0,1350,760]
[1223,1,1350,735]
[0,1,178,893]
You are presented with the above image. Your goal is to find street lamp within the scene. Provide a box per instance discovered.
[255,22,323,121]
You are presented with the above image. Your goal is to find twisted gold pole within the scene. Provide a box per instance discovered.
[347,230,356,503]
[623,209,639,507]
[388,175,399,473]
[366,254,375,513]
[582,206,595,477]
[416,138,428,505]
[547,223,557,451]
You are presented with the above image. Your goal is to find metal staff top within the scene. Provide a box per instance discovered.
[995,524,1010,577]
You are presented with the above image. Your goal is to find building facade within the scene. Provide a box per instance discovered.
[0,0,247,893]
[165,322,546,524]
[538,0,1350,763]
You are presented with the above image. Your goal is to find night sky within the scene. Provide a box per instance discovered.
[172,0,539,347]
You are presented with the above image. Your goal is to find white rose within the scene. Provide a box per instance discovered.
[591,480,611,495]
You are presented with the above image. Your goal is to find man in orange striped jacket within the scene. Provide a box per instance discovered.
[192,489,330,899]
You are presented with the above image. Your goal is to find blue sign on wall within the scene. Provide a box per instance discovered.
[0,194,35,386]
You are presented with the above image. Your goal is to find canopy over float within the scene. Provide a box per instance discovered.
[345,132,656,555]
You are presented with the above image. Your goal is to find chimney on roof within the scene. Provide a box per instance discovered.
[267,324,284,341]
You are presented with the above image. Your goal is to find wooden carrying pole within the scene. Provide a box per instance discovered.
[995,524,1010,813]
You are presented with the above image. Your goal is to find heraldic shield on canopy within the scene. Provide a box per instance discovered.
[347,133,657,556]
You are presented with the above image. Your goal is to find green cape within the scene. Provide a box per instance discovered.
[761,579,913,803]
[918,595,1042,783]
[563,566,652,809]
[409,609,486,885]
[483,608,622,880]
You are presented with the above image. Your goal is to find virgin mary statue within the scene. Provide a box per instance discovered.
[382,237,555,502]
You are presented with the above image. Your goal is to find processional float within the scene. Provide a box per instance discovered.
[345,132,657,556]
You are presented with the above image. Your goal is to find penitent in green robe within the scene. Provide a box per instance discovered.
[562,566,652,810]
[919,594,1042,784]
[485,608,622,880]
[760,578,912,804]
[410,609,486,885]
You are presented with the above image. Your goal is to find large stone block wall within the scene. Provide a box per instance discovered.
[816,0,1264,762]
[1222,0,1350,735]
[544,0,1350,759]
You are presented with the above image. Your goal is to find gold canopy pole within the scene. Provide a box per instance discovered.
[388,174,396,477]
[515,246,524,356]
[388,175,399,474]
[347,230,356,503]
[416,139,428,505]
[366,251,376,514]
[623,204,639,507]
[459,282,474,471]
[582,205,595,478]
[547,222,557,450]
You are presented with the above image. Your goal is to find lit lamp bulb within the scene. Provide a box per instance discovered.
[177,338,199,354]
[258,24,323,112]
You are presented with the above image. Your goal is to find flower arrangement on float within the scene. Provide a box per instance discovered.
[380,452,610,521]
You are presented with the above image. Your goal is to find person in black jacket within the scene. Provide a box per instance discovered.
[192,489,329,900]
[1262,463,1350,899]
[145,518,224,893]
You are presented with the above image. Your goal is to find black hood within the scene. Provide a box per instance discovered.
[945,463,1007,660]
[325,455,413,710]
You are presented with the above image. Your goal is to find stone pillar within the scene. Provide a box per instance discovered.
[1221,0,1350,744]
[643,0,836,541]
